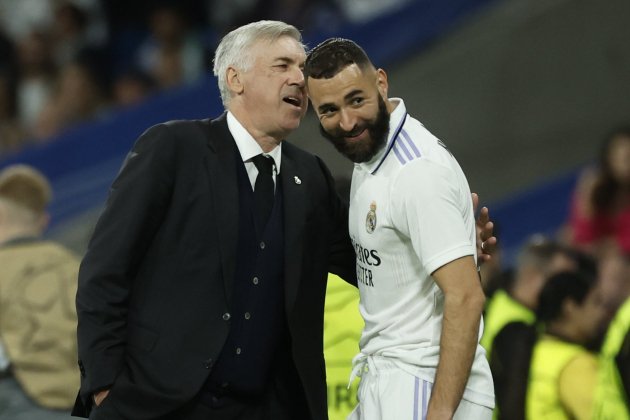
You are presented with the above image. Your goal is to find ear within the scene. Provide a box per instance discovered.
[562,298,579,319]
[375,68,389,98]
[226,66,244,95]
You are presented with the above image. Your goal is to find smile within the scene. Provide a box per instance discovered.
[344,128,367,141]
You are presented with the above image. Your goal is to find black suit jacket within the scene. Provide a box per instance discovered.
[74,114,356,419]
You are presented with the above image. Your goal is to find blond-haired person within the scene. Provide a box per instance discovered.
[0,164,80,419]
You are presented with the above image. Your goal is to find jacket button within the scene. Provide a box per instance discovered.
[204,358,213,369]
[222,312,231,321]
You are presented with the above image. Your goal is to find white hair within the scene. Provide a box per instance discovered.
[213,20,304,108]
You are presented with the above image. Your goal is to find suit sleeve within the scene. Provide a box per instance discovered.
[76,123,178,397]
[315,156,357,286]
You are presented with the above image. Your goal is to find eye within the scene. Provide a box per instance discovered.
[274,64,288,70]
[319,106,338,117]
[351,97,364,106]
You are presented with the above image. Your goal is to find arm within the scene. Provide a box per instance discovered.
[76,124,177,402]
[428,255,486,420]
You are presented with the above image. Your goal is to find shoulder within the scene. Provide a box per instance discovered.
[141,118,214,147]
[131,117,223,163]
[282,141,330,174]
[282,140,316,161]
[397,116,455,169]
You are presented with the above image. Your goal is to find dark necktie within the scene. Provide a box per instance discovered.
[251,154,275,231]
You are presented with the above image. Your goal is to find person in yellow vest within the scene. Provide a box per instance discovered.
[592,253,630,420]
[324,273,363,420]
[526,270,607,420]
[0,165,80,419]
[481,236,579,360]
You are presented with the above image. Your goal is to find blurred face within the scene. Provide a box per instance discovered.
[573,287,607,343]
[547,252,578,276]
[308,64,391,163]
[608,135,630,186]
[235,36,307,141]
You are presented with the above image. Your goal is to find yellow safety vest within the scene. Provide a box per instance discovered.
[592,298,630,420]
[526,336,584,420]
[324,274,363,420]
[481,289,535,358]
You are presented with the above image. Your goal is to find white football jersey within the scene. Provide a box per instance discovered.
[348,98,494,408]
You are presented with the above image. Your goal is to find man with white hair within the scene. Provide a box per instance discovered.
[73,20,356,420]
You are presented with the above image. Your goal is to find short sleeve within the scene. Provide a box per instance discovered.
[390,160,474,275]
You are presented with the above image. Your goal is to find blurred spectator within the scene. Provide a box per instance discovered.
[34,49,110,140]
[112,67,156,107]
[525,271,606,420]
[207,0,343,37]
[0,69,24,155]
[15,30,56,134]
[136,4,205,89]
[0,31,24,155]
[481,236,578,358]
[0,0,53,42]
[0,164,80,419]
[323,273,362,420]
[335,0,414,23]
[593,261,630,420]
[598,250,630,319]
[50,0,108,68]
[568,126,630,258]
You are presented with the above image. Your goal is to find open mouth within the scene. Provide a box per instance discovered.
[283,96,302,108]
[344,128,366,141]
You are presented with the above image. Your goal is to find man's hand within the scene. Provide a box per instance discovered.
[93,389,110,407]
[472,193,496,264]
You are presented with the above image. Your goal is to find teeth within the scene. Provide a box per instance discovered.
[284,96,301,106]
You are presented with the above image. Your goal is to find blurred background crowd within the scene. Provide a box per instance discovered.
[1,0,630,419]
[0,0,413,155]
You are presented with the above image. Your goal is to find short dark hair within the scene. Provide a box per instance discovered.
[304,38,373,80]
[536,271,595,322]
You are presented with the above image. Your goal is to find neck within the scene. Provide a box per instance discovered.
[545,320,583,344]
[229,106,283,153]
[509,283,536,310]
[0,226,41,245]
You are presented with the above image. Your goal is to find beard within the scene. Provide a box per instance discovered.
[319,95,390,163]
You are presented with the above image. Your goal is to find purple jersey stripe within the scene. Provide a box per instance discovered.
[393,144,407,165]
[401,129,421,157]
[422,380,429,420]
[396,136,414,161]
[414,376,420,420]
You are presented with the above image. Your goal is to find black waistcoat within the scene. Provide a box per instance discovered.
[204,157,286,397]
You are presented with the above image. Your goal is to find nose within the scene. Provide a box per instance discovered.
[339,109,357,133]
[290,66,305,88]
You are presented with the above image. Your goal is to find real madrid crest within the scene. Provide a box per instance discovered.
[365,201,377,234]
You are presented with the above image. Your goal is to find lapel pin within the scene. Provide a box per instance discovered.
[294,176,302,185]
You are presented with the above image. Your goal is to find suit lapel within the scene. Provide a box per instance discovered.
[280,148,305,316]
[204,114,239,305]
